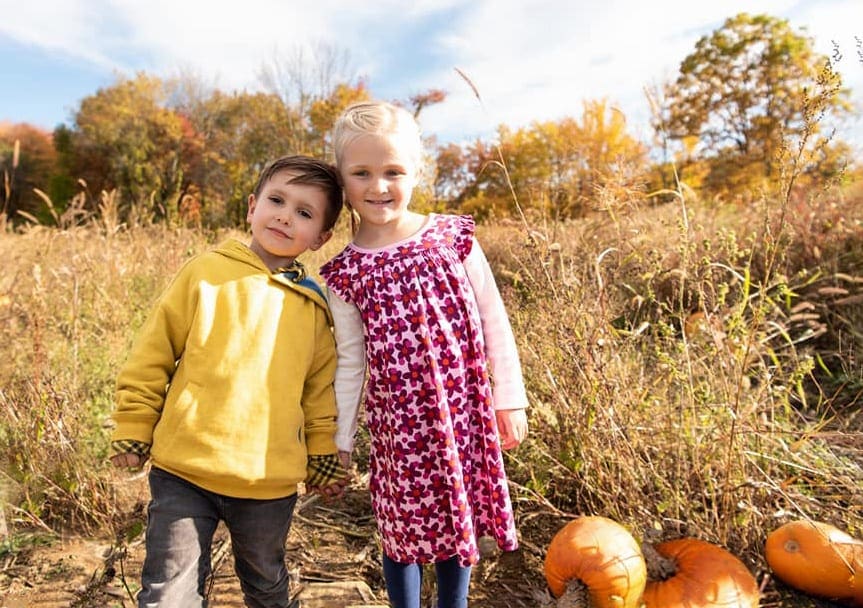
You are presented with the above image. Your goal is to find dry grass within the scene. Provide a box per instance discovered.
[0,224,222,535]
[479,180,863,571]
[1,185,861,597]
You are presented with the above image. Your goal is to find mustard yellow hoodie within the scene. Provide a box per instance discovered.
[112,238,337,499]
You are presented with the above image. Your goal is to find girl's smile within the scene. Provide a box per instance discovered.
[340,132,423,248]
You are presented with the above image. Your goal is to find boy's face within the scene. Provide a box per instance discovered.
[247,169,332,270]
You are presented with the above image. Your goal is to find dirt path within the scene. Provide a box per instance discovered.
[0,474,548,607]
[0,474,834,607]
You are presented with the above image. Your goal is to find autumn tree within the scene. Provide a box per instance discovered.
[307,82,371,157]
[409,89,448,119]
[186,90,301,225]
[657,13,852,196]
[436,100,647,219]
[59,73,193,222]
[258,42,358,156]
[0,122,58,223]
[434,140,494,205]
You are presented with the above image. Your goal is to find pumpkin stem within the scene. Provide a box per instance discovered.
[556,579,590,608]
[642,542,678,581]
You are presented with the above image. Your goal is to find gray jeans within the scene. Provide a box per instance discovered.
[138,467,298,608]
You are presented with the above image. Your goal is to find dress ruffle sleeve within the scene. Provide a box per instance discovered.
[448,214,476,261]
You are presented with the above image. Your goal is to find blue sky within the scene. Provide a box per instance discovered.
[1,0,861,149]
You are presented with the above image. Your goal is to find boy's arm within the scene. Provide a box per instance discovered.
[327,291,366,455]
[112,270,195,447]
[301,305,351,496]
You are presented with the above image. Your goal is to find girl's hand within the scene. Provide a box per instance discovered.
[338,450,352,469]
[496,408,528,450]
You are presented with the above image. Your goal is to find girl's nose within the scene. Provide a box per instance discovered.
[372,178,388,194]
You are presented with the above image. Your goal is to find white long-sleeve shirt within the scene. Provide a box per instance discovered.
[327,238,528,452]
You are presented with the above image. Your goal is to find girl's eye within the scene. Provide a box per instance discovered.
[352,170,369,178]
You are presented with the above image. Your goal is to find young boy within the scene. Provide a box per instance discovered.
[110,155,348,607]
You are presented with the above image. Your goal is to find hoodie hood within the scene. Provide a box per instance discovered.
[214,238,269,270]
[215,238,332,325]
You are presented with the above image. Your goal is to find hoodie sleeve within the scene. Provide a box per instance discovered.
[301,305,340,456]
[112,264,197,445]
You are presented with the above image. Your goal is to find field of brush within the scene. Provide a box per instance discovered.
[1,183,861,605]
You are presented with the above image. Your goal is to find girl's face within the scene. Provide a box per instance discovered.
[339,132,420,233]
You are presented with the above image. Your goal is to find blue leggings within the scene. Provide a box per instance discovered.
[383,554,472,608]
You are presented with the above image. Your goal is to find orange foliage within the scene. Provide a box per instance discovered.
[0,122,57,220]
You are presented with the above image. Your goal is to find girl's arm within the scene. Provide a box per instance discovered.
[327,290,367,457]
[464,239,529,449]
[464,239,529,410]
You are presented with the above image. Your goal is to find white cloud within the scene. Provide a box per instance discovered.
[0,0,121,68]
[0,0,859,145]
[416,0,820,143]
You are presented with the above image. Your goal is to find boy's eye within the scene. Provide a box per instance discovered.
[268,196,283,204]
[298,209,313,219]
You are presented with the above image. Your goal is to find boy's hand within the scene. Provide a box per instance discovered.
[110,439,150,469]
[111,452,148,468]
[338,450,352,469]
[496,408,528,450]
[306,454,350,500]
[311,477,348,500]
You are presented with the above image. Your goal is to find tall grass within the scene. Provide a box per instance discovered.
[463,56,863,579]
[0,153,861,608]
[2,178,860,571]
[0,208,353,543]
[483,182,862,557]
[0,221,222,536]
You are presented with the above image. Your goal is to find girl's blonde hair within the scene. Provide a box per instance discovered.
[332,101,423,169]
[332,101,424,234]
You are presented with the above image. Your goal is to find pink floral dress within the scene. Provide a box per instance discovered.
[320,214,518,566]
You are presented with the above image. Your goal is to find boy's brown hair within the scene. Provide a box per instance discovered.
[253,156,343,230]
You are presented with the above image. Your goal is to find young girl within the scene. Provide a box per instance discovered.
[320,101,529,608]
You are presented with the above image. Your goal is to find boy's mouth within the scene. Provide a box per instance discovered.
[268,226,291,238]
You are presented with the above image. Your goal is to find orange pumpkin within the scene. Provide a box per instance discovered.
[765,520,863,607]
[641,538,759,607]
[544,515,647,608]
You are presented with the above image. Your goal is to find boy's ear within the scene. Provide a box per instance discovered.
[246,194,256,223]
[310,229,333,252]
